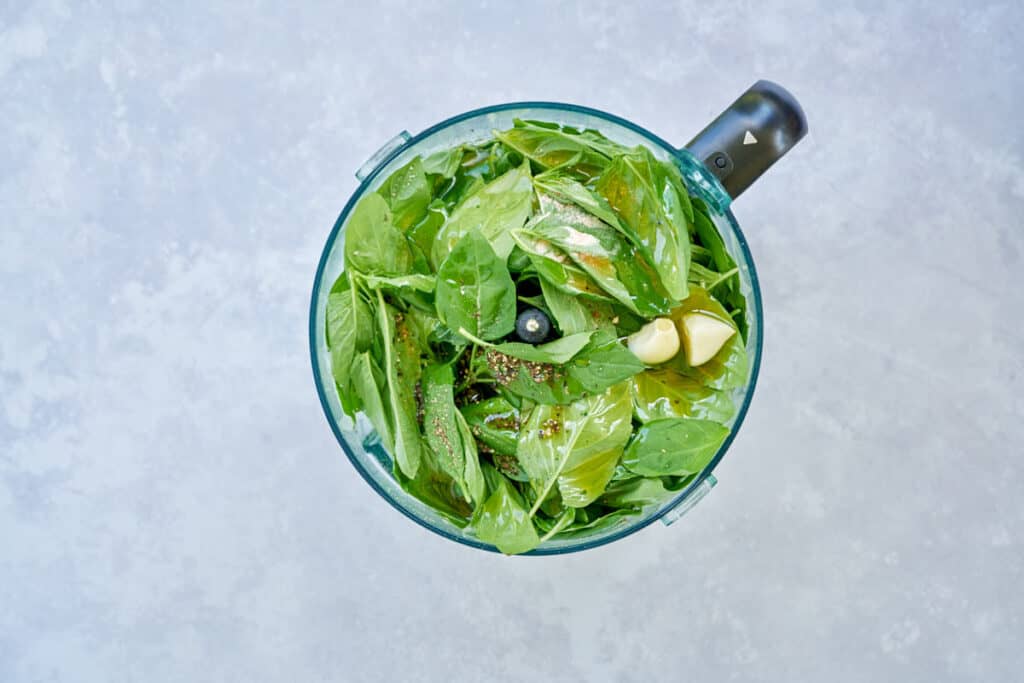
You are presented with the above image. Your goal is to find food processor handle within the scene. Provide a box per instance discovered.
[685,80,807,200]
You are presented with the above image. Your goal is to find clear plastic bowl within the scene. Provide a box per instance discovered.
[309,103,763,554]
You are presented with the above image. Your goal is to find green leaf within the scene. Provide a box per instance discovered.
[471,466,540,555]
[435,231,516,341]
[432,161,534,266]
[533,171,635,243]
[485,330,643,405]
[631,369,735,423]
[517,382,633,510]
[455,410,486,505]
[350,352,393,452]
[419,364,486,505]
[567,331,645,394]
[496,121,618,181]
[359,273,436,293]
[422,146,464,178]
[599,476,675,508]
[377,157,431,231]
[526,200,674,317]
[691,199,748,340]
[396,437,474,528]
[539,276,591,335]
[377,291,422,478]
[344,193,414,276]
[488,332,594,364]
[622,418,728,477]
[326,278,374,416]
[460,396,521,457]
[509,229,613,301]
[595,150,689,300]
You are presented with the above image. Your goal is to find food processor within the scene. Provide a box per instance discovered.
[310,81,807,553]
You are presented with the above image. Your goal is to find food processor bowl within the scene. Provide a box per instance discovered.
[311,83,806,554]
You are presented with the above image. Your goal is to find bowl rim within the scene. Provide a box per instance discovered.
[309,101,764,555]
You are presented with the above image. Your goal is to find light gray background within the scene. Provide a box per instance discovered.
[2,1,1022,681]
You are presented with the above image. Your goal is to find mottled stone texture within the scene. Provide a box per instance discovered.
[2,1,1022,681]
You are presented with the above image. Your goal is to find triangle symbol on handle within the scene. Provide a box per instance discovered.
[743,130,758,145]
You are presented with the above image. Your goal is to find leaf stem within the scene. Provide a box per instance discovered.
[705,266,739,292]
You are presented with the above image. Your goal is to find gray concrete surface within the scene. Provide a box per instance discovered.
[2,1,1022,680]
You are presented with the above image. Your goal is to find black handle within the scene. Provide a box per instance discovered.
[685,80,807,200]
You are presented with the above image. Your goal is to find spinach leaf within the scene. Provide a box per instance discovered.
[377,157,431,231]
[631,369,735,423]
[517,382,633,510]
[422,363,485,504]
[460,396,520,457]
[471,465,540,554]
[325,275,374,416]
[595,150,690,300]
[622,418,728,477]
[350,352,393,452]
[432,160,534,266]
[526,200,674,317]
[344,193,414,276]
[377,292,422,478]
[435,231,517,342]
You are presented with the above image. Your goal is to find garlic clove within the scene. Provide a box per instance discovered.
[627,318,681,365]
[678,313,736,366]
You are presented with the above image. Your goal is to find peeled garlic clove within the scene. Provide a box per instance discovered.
[678,313,736,366]
[627,318,681,365]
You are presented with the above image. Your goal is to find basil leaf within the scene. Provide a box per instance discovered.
[422,363,486,505]
[497,120,625,181]
[526,199,674,317]
[377,157,431,231]
[509,229,613,301]
[517,382,633,509]
[599,476,675,508]
[460,397,520,457]
[631,369,735,423]
[422,146,464,178]
[350,352,393,452]
[533,171,636,244]
[489,332,594,364]
[485,330,642,405]
[596,150,689,300]
[432,160,534,266]
[691,198,748,341]
[396,437,474,528]
[539,276,591,334]
[622,418,728,477]
[377,292,422,478]
[325,277,374,416]
[567,330,645,394]
[344,193,414,276]
[471,466,540,555]
[435,231,516,342]
[360,273,436,293]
